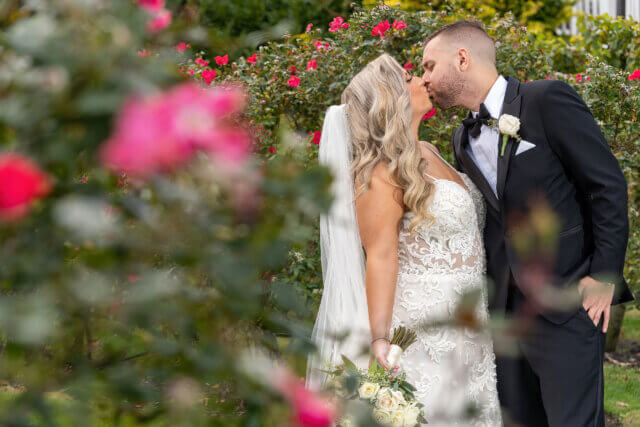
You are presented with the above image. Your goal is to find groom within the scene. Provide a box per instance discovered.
[421,21,633,426]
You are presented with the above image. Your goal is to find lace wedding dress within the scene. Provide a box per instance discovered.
[391,147,502,426]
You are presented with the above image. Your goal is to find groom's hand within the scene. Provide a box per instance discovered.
[578,276,615,333]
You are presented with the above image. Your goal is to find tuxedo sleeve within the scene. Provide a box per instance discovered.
[541,80,628,283]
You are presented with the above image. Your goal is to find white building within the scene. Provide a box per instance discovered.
[557,0,640,35]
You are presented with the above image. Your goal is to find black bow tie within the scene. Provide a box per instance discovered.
[462,103,493,138]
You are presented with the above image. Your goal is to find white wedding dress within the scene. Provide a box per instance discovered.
[390,148,502,426]
[309,106,501,426]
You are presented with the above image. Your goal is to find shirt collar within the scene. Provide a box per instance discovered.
[472,75,507,119]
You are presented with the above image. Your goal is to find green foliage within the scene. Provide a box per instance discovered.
[372,0,576,34]
[185,0,361,59]
[0,0,332,423]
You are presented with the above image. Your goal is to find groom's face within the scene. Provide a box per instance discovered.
[421,37,464,110]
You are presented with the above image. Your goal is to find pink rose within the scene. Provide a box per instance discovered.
[306,59,317,71]
[371,20,390,37]
[315,41,329,52]
[576,73,583,82]
[174,42,190,52]
[202,69,216,84]
[215,54,229,66]
[289,66,296,75]
[100,84,250,178]
[146,8,171,33]
[392,20,407,30]
[287,76,300,88]
[247,54,258,64]
[137,49,152,57]
[0,154,52,221]
[404,62,413,70]
[195,58,209,67]
[628,69,640,80]
[306,23,313,32]
[328,17,349,32]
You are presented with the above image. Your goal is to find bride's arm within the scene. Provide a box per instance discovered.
[355,163,405,370]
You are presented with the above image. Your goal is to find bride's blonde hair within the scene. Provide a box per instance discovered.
[341,53,434,232]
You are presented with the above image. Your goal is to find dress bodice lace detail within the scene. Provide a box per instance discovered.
[391,165,502,426]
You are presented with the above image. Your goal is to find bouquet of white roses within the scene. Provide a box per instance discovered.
[324,328,426,426]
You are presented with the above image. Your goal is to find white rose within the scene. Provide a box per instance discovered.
[339,416,354,427]
[391,408,406,426]
[390,389,406,406]
[402,403,421,426]
[358,381,380,400]
[373,408,393,425]
[376,388,401,412]
[498,114,520,137]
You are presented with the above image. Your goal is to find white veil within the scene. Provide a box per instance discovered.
[306,105,370,390]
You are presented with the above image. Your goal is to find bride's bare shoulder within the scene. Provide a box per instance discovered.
[419,141,440,155]
[355,162,404,206]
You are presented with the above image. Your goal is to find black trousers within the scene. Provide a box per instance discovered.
[496,284,607,427]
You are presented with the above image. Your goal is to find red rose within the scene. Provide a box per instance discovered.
[0,154,52,221]
[308,131,321,145]
[422,107,437,120]
[287,76,300,88]
[215,55,229,66]
[628,69,640,80]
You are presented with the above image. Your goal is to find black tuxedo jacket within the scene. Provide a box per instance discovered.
[451,76,634,324]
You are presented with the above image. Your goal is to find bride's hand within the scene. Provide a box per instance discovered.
[371,338,392,370]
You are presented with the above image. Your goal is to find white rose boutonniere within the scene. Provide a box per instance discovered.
[497,114,522,156]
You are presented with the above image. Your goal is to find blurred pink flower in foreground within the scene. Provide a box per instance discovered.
[146,8,172,33]
[247,54,258,64]
[0,154,52,221]
[273,371,336,427]
[100,84,251,178]
[404,62,413,70]
[137,0,164,11]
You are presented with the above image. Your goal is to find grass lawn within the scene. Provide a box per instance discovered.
[604,306,640,426]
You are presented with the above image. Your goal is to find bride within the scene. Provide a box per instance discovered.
[306,53,502,426]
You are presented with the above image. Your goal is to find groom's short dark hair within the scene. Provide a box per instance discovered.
[424,20,495,64]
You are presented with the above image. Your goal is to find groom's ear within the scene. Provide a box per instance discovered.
[456,48,471,72]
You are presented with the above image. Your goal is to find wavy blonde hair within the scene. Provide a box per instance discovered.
[341,53,434,232]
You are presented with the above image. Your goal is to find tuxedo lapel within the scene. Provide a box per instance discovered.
[454,124,500,213]
[496,77,522,201]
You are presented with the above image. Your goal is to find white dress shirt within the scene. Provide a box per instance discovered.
[465,75,508,198]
